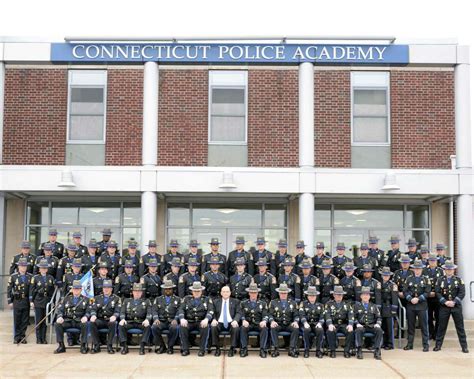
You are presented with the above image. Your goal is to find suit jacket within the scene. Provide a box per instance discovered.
[213,297,241,323]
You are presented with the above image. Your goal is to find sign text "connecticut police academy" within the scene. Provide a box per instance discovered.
[51,43,409,64]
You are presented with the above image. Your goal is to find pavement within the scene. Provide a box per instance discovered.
[0,310,472,378]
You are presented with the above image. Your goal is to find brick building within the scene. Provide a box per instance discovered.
[0,38,472,316]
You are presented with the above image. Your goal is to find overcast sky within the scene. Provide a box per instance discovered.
[1,0,472,163]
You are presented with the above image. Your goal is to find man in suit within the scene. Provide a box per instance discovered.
[211,285,241,357]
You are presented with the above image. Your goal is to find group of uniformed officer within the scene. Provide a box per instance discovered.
[7,230,469,358]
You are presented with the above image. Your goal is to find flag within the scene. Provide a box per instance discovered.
[80,270,94,298]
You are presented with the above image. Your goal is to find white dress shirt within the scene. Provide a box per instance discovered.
[218,298,233,323]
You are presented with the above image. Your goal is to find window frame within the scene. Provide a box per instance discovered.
[350,71,391,147]
[66,70,108,145]
[208,70,248,146]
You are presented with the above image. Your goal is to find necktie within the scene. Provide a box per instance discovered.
[250,301,256,308]
[194,299,200,307]
[104,296,109,305]
[236,274,240,281]
[165,296,171,305]
[364,303,368,310]
[282,301,287,309]
[223,300,229,328]
[73,297,78,305]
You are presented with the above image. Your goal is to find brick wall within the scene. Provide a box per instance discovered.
[3,68,68,165]
[247,70,299,167]
[158,69,208,166]
[391,70,455,169]
[105,69,143,165]
[314,70,351,167]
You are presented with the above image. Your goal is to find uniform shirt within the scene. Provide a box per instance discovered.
[201,271,228,298]
[385,249,401,273]
[353,301,382,327]
[229,272,253,300]
[120,297,152,322]
[332,255,351,279]
[357,277,382,306]
[253,272,277,301]
[114,273,139,298]
[252,249,276,276]
[393,269,414,290]
[153,295,181,322]
[38,241,64,259]
[139,252,163,277]
[162,253,184,276]
[90,294,121,320]
[239,299,268,324]
[268,298,299,325]
[141,272,162,299]
[33,255,59,278]
[324,300,354,326]
[226,249,254,277]
[403,275,431,306]
[299,300,325,325]
[9,253,36,275]
[319,273,339,303]
[163,272,180,296]
[277,272,301,302]
[178,271,201,298]
[380,280,398,317]
[201,253,228,276]
[340,275,360,303]
[312,253,331,278]
[299,274,319,295]
[57,294,89,320]
[7,272,33,308]
[177,295,214,322]
[435,275,465,306]
[29,274,55,308]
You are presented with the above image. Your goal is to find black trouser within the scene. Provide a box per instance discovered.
[13,306,30,342]
[355,325,383,349]
[302,325,324,351]
[34,307,47,342]
[118,322,151,345]
[427,298,440,339]
[90,319,116,345]
[211,322,239,348]
[381,316,395,348]
[435,305,468,349]
[406,304,429,348]
[270,324,299,350]
[326,325,353,353]
[180,322,209,352]
[55,320,87,344]
[151,321,179,348]
[240,324,268,349]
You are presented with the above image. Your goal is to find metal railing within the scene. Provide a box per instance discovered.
[396,298,407,348]
[470,281,474,302]
[46,288,61,344]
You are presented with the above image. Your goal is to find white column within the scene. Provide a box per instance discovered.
[454,47,473,317]
[141,191,157,253]
[142,62,159,166]
[299,62,315,168]
[299,193,315,257]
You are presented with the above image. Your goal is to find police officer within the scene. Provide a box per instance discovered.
[332,243,351,280]
[252,237,275,276]
[403,259,431,351]
[312,241,331,278]
[81,239,100,274]
[424,253,443,340]
[141,258,162,300]
[339,262,360,303]
[99,240,121,280]
[434,261,469,353]
[38,228,64,259]
[239,282,269,358]
[353,286,383,360]
[10,240,36,275]
[54,280,89,354]
[357,264,382,307]
[183,240,202,273]
[202,255,228,299]
[71,231,87,257]
[277,258,301,302]
[89,279,121,354]
[293,240,310,276]
[419,245,430,266]
[29,258,55,344]
[93,261,111,296]
[97,228,113,255]
[56,244,78,287]
[118,283,153,355]
[227,236,253,277]
[7,258,33,344]
[33,243,59,278]
[406,238,419,261]
[354,243,378,278]
[299,258,319,294]
[299,286,325,358]
[162,239,184,276]
[151,280,181,354]
[201,238,227,276]
[268,283,300,358]
[368,235,385,269]
[63,258,84,296]
[435,243,451,267]
[253,258,277,302]
[274,238,291,278]
[115,260,139,298]
[229,257,253,301]
[325,285,354,359]
[163,257,183,296]
[139,240,163,277]
[385,235,402,273]
[393,254,414,307]
[178,281,214,357]
[119,241,140,275]
[379,267,398,350]
[178,257,201,298]
[319,259,339,304]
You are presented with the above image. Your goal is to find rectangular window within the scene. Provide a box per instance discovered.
[209,71,247,145]
[67,70,107,144]
[351,72,390,146]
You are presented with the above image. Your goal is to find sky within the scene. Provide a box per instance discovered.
[1,0,472,163]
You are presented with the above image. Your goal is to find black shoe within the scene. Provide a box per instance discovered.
[90,344,100,354]
[198,350,205,357]
[330,350,336,358]
[54,342,66,354]
[181,350,190,356]
[423,346,429,352]
[21,339,27,344]
[139,344,146,355]
[228,347,235,357]
[80,344,88,354]
[121,344,129,355]
[462,347,469,353]
[259,349,267,358]
[403,345,413,351]
[344,352,351,359]
[107,345,115,354]
[384,345,393,350]
[37,339,42,344]
[41,340,48,344]
[167,347,174,355]
[357,348,363,360]
[214,347,221,357]
[67,339,74,347]
[316,350,323,358]
[433,345,441,351]
[374,348,381,360]
[303,349,309,358]
[155,344,166,354]
[271,348,279,358]
[240,348,248,357]
[290,349,298,358]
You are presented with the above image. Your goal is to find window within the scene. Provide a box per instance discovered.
[209,71,247,144]
[351,72,390,145]
[67,70,107,143]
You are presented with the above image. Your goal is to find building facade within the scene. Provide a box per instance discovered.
[0,39,472,315]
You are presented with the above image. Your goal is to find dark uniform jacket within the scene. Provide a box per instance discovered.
[152,295,181,322]
[299,274,319,295]
[38,241,64,259]
[10,253,36,275]
[139,252,163,277]
[252,249,276,276]
[435,275,465,307]
[253,272,277,301]
[403,275,431,310]
[227,249,254,277]
[299,300,325,325]
[380,280,398,317]
[277,272,301,302]
[141,272,163,299]
[29,274,55,308]
[324,300,354,326]
[7,272,33,308]
[319,274,339,303]
[57,295,89,321]
[332,255,351,279]
[201,253,227,276]
[353,301,382,327]
[239,299,268,324]
[114,273,139,298]
[358,278,382,306]
[120,298,153,322]
[33,255,59,277]
[178,271,201,298]
[201,271,228,298]
[90,294,121,320]
[268,299,299,325]
[340,275,360,303]
[229,272,253,300]
[177,295,214,321]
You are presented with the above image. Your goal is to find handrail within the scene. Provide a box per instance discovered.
[470,281,474,302]
[397,298,407,348]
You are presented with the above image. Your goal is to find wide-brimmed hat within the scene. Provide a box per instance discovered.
[186,257,200,266]
[148,258,160,267]
[245,282,261,293]
[256,258,268,266]
[132,283,144,291]
[36,259,50,268]
[48,228,58,236]
[275,283,291,293]
[124,260,135,268]
[442,260,457,270]
[72,258,83,267]
[380,266,393,276]
[336,242,346,250]
[161,279,176,289]
[147,240,157,247]
[296,240,306,248]
[428,253,439,261]
[436,243,447,251]
[72,280,82,289]
[17,258,30,267]
[304,286,320,296]
[234,257,246,266]
[106,240,118,248]
[43,243,53,251]
[299,258,314,269]
[72,231,82,238]
[189,281,205,291]
[360,243,369,250]
[234,236,246,244]
[88,239,98,248]
[67,244,78,252]
[209,256,223,265]
[389,235,400,243]
[103,279,113,288]
[399,254,411,264]
[209,238,221,245]
[97,262,109,269]
[360,286,372,295]
[420,245,430,254]
[277,239,288,247]
[406,238,417,247]
[170,257,183,267]
[331,286,346,295]
[316,242,325,249]
[169,239,180,247]
[361,264,374,272]
[320,259,333,269]
[281,258,295,266]
[101,228,112,236]
[188,239,200,247]
[410,259,425,269]
[342,262,356,271]
[368,236,379,244]
[255,237,266,245]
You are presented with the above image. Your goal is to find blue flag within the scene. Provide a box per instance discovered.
[80,270,94,298]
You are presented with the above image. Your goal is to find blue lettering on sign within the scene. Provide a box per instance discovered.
[51,43,409,64]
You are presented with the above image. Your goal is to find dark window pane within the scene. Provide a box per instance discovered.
[52,203,79,225]
[27,201,49,225]
[406,205,429,229]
